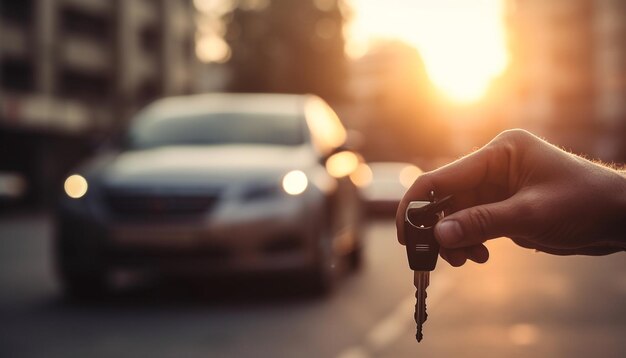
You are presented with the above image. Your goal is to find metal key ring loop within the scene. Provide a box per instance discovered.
[405,201,443,229]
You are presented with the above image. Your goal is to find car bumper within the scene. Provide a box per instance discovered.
[57,197,321,275]
[108,217,316,275]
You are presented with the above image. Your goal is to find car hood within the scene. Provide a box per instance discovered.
[93,145,317,188]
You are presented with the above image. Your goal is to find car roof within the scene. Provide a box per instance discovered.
[137,93,312,120]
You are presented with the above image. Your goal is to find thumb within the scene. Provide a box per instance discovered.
[435,199,525,248]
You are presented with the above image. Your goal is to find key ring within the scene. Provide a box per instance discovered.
[405,191,453,229]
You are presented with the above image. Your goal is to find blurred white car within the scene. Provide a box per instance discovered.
[354,162,422,215]
[55,93,364,297]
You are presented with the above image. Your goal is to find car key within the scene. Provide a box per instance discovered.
[404,191,453,342]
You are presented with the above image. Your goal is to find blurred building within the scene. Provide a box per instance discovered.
[506,0,626,161]
[220,0,349,101]
[0,0,197,205]
[345,41,448,163]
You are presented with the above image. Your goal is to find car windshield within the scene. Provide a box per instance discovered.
[128,112,305,149]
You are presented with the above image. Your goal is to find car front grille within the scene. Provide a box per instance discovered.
[105,189,220,220]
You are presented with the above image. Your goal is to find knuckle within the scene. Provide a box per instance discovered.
[486,129,536,164]
[496,128,531,143]
[492,129,533,150]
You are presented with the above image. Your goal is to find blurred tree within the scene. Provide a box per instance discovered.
[222,0,348,101]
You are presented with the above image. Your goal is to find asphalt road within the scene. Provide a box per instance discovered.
[1,213,625,358]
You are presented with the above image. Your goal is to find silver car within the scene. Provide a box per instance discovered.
[357,162,423,216]
[55,93,364,297]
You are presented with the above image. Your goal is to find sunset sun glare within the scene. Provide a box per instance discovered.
[347,0,509,103]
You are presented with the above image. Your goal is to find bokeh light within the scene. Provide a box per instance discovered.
[64,174,88,199]
[282,170,309,195]
[349,163,373,188]
[326,151,360,178]
[399,165,422,189]
[196,34,231,63]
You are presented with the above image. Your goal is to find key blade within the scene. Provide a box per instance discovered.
[414,271,428,342]
[414,271,423,342]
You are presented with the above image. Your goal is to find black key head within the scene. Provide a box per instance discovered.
[404,195,453,271]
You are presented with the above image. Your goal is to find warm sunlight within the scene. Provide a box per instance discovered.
[346,0,509,103]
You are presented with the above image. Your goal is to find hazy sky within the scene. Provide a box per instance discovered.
[346,0,509,102]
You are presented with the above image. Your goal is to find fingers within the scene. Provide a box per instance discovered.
[467,244,490,263]
[434,197,529,249]
[396,151,488,244]
[440,244,490,267]
[439,248,466,267]
[396,141,511,245]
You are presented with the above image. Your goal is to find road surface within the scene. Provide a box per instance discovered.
[1,213,625,357]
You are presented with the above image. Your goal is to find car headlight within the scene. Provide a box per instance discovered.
[282,170,308,195]
[64,174,88,199]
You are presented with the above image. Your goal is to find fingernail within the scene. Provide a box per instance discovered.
[436,220,463,246]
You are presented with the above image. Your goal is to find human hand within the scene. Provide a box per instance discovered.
[396,129,626,267]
